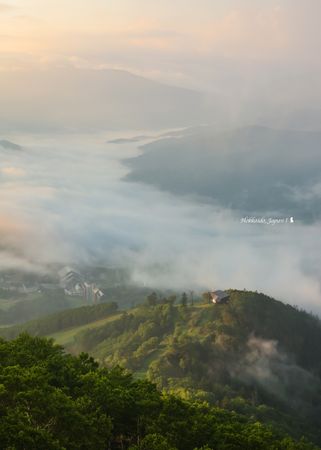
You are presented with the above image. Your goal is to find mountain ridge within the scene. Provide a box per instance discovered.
[0,67,217,131]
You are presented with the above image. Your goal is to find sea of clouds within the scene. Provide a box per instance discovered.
[0,132,320,312]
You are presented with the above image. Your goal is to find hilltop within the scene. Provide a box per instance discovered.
[3,289,321,444]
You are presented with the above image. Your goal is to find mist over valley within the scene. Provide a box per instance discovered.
[2,3,321,447]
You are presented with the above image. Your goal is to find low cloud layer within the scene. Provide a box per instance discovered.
[232,336,321,412]
[0,133,320,312]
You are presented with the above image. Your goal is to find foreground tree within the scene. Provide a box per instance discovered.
[0,334,318,450]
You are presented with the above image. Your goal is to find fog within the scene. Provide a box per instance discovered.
[1,132,320,312]
[232,336,321,412]
[1,1,321,314]
[2,2,321,133]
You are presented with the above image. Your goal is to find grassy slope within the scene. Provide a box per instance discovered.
[0,285,159,326]
[49,312,123,346]
[0,291,88,325]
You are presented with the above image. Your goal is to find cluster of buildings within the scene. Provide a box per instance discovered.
[58,267,104,303]
[0,267,105,305]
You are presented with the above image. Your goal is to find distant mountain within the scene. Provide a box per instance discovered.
[106,125,210,144]
[4,289,321,444]
[125,125,321,222]
[0,67,218,132]
[0,139,22,150]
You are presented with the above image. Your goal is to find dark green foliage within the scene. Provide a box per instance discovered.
[1,301,118,340]
[45,290,321,445]
[100,285,159,308]
[3,290,321,446]
[181,292,188,307]
[0,334,111,449]
[147,292,158,307]
[129,433,177,450]
[0,334,317,449]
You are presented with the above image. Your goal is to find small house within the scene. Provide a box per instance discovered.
[210,290,229,304]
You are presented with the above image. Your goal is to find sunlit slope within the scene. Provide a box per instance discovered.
[3,290,321,442]
[3,290,321,377]
[49,312,123,347]
[0,302,119,344]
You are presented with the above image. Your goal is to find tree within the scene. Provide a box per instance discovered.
[181,292,188,307]
[202,292,212,304]
[129,434,177,450]
[147,292,158,307]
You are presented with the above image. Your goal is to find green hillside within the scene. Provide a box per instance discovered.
[3,290,321,445]
[1,301,119,343]
[0,289,88,326]
[0,282,157,327]
[0,334,318,450]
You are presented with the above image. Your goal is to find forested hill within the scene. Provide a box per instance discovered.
[0,334,319,449]
[2,290,321,446]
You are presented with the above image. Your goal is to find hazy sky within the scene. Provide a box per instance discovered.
[1,1,321,311]
[1,0,321,89]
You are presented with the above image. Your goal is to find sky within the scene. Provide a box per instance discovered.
[1,0,321,90]
[1,1,321,312]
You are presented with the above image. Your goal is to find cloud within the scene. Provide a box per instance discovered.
[0,3,314,68]
[0,4,320,317]
[0,133,320,313]
[231,336,321,410]
[0,0,321,126]
[0,210,73,273]
[194,6,288,58]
